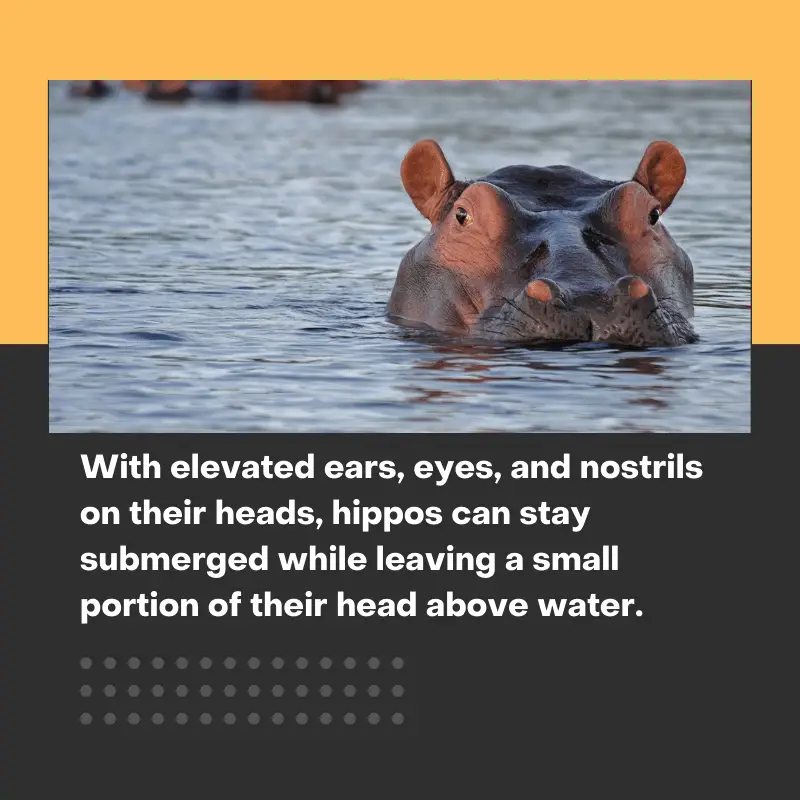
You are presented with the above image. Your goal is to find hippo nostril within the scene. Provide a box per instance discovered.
[525,279,554,303]
[614,275,653,299]
[628,277,650,300]
[611,275,659,313]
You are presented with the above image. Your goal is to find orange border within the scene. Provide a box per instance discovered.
[2,2,774,343]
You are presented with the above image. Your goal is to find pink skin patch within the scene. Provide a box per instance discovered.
[526,280,553,302]
[628,277,650,299]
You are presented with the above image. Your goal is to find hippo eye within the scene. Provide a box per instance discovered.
[648,207,661,226]
[455,207,472,226]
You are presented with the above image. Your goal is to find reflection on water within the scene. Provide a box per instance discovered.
[49,80,751,432]
[612,357,667,377]
[402,345,677,421]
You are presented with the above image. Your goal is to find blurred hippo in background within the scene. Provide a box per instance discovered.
[72,80,368,104]
[68,80,114,99]
[388,140,698,347]
[138,80,346,104]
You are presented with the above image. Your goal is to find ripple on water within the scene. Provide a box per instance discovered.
[121,331,187,343]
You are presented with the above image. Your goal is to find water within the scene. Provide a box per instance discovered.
[49,81,751,432]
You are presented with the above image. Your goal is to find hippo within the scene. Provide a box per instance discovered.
[68,80,113,99]
[248,80,340,105]
[144,81,193,102]
[388,140,697,347]
[88,80,364,105]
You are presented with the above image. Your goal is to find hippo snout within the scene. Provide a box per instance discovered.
[472,280,594,345]
[472,273,697,348]
[590,275,697,347]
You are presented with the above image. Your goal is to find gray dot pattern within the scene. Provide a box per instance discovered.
[79,656,408,729]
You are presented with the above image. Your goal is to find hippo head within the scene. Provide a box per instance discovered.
[388,140,697,347]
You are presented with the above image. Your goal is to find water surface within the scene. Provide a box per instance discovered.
[49,80,751,432]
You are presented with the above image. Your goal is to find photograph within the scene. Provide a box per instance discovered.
[49,80,751,432]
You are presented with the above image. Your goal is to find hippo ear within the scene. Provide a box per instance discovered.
[632,141,686,212]
[401,140,455,222]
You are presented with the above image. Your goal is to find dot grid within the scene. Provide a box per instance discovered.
[78,656,410,729]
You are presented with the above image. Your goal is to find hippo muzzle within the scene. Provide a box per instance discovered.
[389,140,698,348]
[475,274,697,348]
